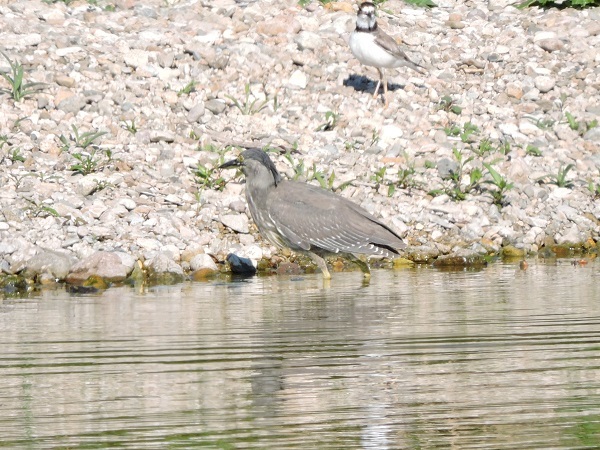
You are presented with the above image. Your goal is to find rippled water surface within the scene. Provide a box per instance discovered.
[1,260,600,449]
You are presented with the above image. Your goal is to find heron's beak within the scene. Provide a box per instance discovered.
[219,158,242,169]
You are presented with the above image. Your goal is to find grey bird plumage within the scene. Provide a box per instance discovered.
[220,148,406,280]
[349,1,426,106]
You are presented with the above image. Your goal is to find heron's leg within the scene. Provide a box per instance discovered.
[348,254,371,280]
[308,252,331,280]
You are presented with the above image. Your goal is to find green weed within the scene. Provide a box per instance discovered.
[121,119,138,135]
[518,0,598,8]
[588,171,600,199]
[482,163,514,206]
[526,144,542,157]
[437,95,462,115]
[316,111,340,132]
[430,148,482,201]
[60,125,107,151]
[537,164,575,188]
[226,83,272,115]
[0,52,46,102]
[24,198,59,218]
[59,125,111,175]
[177,80,197,96]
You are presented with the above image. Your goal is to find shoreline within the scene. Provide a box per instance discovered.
[1,0,599,294]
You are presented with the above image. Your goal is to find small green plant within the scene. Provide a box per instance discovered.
[437,95,462,115]
[482,163,514,206]
[43,0,76,4]
[424,160,436,169]
[177,80,197,96]
[565,111,579,131]
[588,175,600,199]
[8,147,25,163]
[60,125,107,151]
[497,141,511,155]
[59,125,111,175]
[195,163,227,191]
[70,148,113,175]
[472,138,493,157]
[443,124,461,137]
[430,148,482,201]
[121,119,137,135]
[0,52,46,102]
[460,122,479,143]
[370,129,380,147]
[527,116,555,130]
[537,164,575,188]
[226,83,271,115]
[316,111,340,132]
[283,152,307,181]
[24,198,59,218]
[564,112,598,136]
[526,144,542,157]
[518,0,598,8]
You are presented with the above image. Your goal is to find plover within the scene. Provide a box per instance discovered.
[349,1,426,106]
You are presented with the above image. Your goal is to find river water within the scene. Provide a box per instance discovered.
[1,259,599,449]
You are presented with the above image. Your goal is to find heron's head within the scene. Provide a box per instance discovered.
[220,148,282,187]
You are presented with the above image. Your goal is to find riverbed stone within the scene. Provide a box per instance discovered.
[66,251,136,284]
[145,252,185,284]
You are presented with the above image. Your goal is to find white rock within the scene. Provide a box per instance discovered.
[534,75,556,93]
[288,70,308,89]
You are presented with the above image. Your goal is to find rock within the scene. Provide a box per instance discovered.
[437,158,458,179]
[256,13,301,36]
[187,103,206,123]
[190,253,218,272]
[205,99,226,114]
[534,76,556,93]
[66,251,136,284]
[287,70,308,89]
[537,39,564,52]
[226,253,257,275]
[295,31,322,51]
[57,94,86,113]
[432,253,487,268]
[220,214,249,234]
[583,127,600,142]
[145,252,185,284]
[23,248,76,280]
[501,245,526,258]
[124,50,150,68]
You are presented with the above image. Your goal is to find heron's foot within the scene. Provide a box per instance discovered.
[308,252,331,280]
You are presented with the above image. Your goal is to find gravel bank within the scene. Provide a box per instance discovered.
[0,0,599,290]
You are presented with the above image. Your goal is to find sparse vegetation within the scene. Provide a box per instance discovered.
[483,163,514,206]
[59,125,112,175]
[316,111,340,132]
[177,80,197,96]
[0,52,46,102]
[526,144,542,157]
[537,164,576,188]
[437,95,462,115]
[588,171,600,199]
[226,83,274,115]
[518,0,599,8]
[429,148,483,201]
[121,119,138,135]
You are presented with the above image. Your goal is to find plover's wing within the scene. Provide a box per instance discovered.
[374,28,426,74]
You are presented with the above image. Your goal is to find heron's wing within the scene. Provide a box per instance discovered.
[268,181,405,256]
